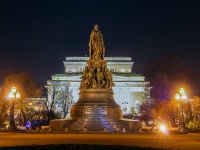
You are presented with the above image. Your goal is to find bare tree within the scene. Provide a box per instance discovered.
[139,100,153,126]
[143,53,199,101]
[45,81,74,124]
[59,85,74,118]
[141,53,200,128]
[150,73,171,101]
[45,81,62,124]
[185,96,200,131]
[0,87,8,128]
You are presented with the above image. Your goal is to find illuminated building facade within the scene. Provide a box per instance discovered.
[47,56,150,115]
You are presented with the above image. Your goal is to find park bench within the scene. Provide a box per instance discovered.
[41,126,49,131]
[16,126,27,131]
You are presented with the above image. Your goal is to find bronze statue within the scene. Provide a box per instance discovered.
[96,68,103,88]
[105,68,115,88]
[80,25,114,89]
[89,25,105,60]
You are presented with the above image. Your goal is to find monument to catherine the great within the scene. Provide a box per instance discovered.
[50,25,142,133]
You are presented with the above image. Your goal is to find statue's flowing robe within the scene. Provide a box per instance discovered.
[89,30,105,60]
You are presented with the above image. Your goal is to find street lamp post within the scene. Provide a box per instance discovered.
[8,87,20,131]
[175,88,187,132]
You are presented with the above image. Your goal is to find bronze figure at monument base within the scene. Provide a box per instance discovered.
[50,25,142,133]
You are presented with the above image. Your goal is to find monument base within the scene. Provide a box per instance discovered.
[50,118,142,133]
[50,89,142,133]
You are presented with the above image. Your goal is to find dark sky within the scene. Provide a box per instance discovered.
[0,0,200,87]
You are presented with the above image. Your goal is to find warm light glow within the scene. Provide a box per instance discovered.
[175,93,180,100]
[11,87,16,93]
[176,88,187,100]
[16,92,20,98]
[181,93,187,100]
[8,92,14,98]
[8,87,20,99]
[159,124,167,133]
[180,88,185,94]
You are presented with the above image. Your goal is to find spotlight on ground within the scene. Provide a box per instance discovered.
[159,124,168,134]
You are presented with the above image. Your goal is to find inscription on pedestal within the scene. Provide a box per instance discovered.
[84,109,107,116]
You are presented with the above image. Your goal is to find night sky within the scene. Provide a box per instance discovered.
[0,0,200,87]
